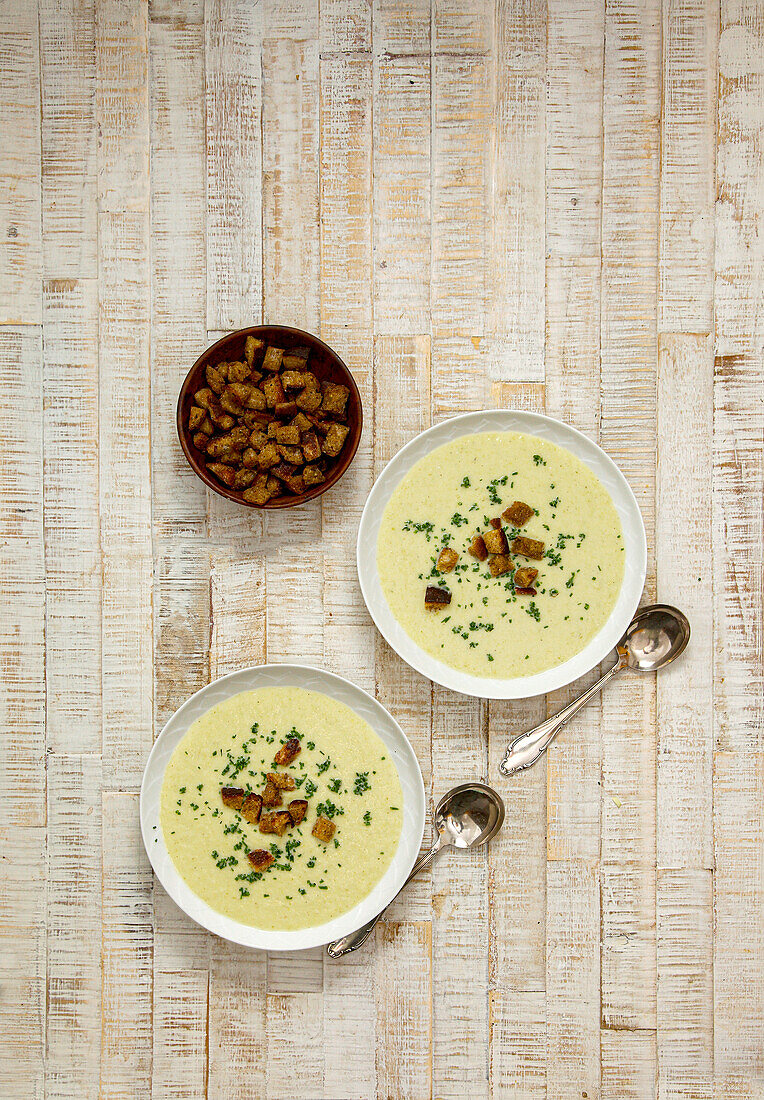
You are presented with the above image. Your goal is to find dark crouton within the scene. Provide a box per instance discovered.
[282,370,313,390]
[227,360,251,383]
[262,375,286,408]
[312,816,336,843]
[502,501,535,527]
[302,465,325,487]
[240,792,263,824]
[270,461,297,482]
[274,401,298,418]
[244,386,267,411]
[514,566,539,588]
[436,547,459,572]
[483,528,509,555]
[247,849,274,871]
[258,812,277,834]
[296,386,322,413]
[261,780,283,808]
[256,442,281,468]
[301,431,321,463]
[262,346,284,372]
[207,462,236,487]
[188,405,205,430]
[267,771,296,791]
[271,811,294,836]
[515,586,537,596]
[288,800,308,826]
[322,422,350,457]
[241,447,259,468]
[220,786,246,810]
[320,382,350,417]
[468,534,488,561]
[425,585,452,610]
[232,468,256,490]
[282,473,305,495]
[192,431,210,451]
[220,387,246,416]
[244,335,266,366]
[291,412,312,433]
[488,554,514,577]
[242,473,275,506]
[278,444,304,465]
[274,737,301,766]
[275,423,300,445]
[512,535,545,560]
[489,517,503,529]
[205,364,226,393]
[194,387,215,410]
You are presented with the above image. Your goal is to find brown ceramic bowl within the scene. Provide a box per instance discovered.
[177,326,362,508]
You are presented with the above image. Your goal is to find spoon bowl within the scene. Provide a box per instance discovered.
[435,782,505,849]
[623,604,690,671]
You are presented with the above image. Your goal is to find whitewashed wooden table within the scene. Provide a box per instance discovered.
[1,1,762,1097]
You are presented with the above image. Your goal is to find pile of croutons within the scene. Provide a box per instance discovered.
[219,735,336,874]
[188,335,351,505]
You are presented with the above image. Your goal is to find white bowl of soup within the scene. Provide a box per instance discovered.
[358,410,646,700]
[140,665,425,951]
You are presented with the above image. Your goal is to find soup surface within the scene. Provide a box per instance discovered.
[159,687,403,930]
[377,431,625,678]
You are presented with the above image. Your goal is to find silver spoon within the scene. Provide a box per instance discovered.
[499,604,690,776]
[326,782,505,958]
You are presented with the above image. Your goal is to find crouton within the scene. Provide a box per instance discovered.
[192,431,210,451]
[436,547,459,572]
[262,346,284,372]
[240,792,263,824]
[241,447,259,468]
[502,500,535,527]
[278,444,304,465]
[220,388,246,416]
[273,737,301,766]
[215,361,230,381]
[270,462,298,483]
[249,428,268,449]
[489,517,503,529]
[291,412,312,433]
[217,449,243,467]
[321,382,350,417]
[262,781,283,808]
[425,585,452,610]
[188,406,205,430]
[247,849,274,871]
[302,464,325,487]
[206,435,235,458]
[258,812,277,834]
[296,387,322,413]
[514,566,538,588]
[515,586,537,596]
[275,423,300,446]
[227,360,251,383]
[233,468,256,490]
[322,422,350,457]
[199,415,214,435]
[256,442,281,468]
[468,534,488,561]
[267,421,279,438]
[242,474,274,506]
[244,335,265,366]
[220,786,246,810]
[194,387,215,411]
[271,811,294,836]
[209,406,235,430]
[489,554,514,577]
[312,816,336,843]
[301,431,321,463]
[266,476,281,497]
[245,387,267,411]
[512,536,545,560]
[288,800,308,826]
[483,528,509,555]
[262,375,286,408]
[282,370,313,390]
[282,473,305,495]
[228,423,250,447]
[282,347,310,369]
[205,364,226,394]
[207,463,236,487]
[274,401,298,418]
[267,771,296,791]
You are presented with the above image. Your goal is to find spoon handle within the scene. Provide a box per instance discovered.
[499,648,628,776]
[326,838,444,958]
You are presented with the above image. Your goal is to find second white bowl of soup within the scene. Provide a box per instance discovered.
[358,410,646,700]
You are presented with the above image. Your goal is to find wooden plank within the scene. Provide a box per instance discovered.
[100,793,153,1100]
[657,868,714,1098]
[0,326,45,828]
[373,50,431,335]
[320,0,371,52]
[375,922,433,1100]
[210,554,267,676]
[489,991,546,1098]
[715,0,764,354]
[39,0,97,277]
[601,1030,658,1099]
[46,754,102,1100]
[42,279,101,754]
[657,335,714,868]
[208,945,267,1100]
[205,0,262,330]
[545,859,600,1099]
[152,970,208,1098]
[659,0,717,332]
[600,864,657,1029]
[435,0,496,55]
[373,0,429,55]
[323,948,376,1099]
[265,993,325,1099]
[0,0,41,323]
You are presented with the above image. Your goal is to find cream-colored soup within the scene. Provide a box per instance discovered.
[159,688,403,930]
[377,431,625,678]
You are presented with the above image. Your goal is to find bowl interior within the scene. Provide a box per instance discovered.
[357,409,647,700]
[140,664,426,951]
[177,326,362,508]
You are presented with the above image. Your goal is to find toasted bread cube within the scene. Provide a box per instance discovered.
[245,387,267,411]
[242,474,272,506]
[241,447,259,468]
[300,431,321,463]
[321,382,350,417]
[209,407,236,430]
[274,401,298,418]
[266,475,281,497]
[247,849,274,871]
[188,406,206,431]
[228,360,250,383]
[483,528,509,555]
[282,473,305,495]
[194,387,215,411]
[230,424,251,447]
[192,431,210,451]
[512,535,545,560]
[288,799,308,826]
[267,771,296,791]
[278,444,304,465]
[468,534,488,561]
[424,585,452,610]
[302,464,325,488]
[262,781,283,808]
[205,364,226,394]
[233,468,256,491]
[270,462,297,482]
[262,346,284,372]
[502,500,535,527]
[282,347,310,369]
[271,811,293,836]
[436,547,459,573]
[489,517,503,529]
[514,566,538,588]
[258,812,277,834]
[218,449,243,467]
[488,554,514,577]
[207,463,236,487]
[312,816,336,843]
[249,428,268,449]
[291,412,312,433]
[275,423,300,445]
[215,361,230,381]
[225,381,252,405]
[282,370,313,390]
[296,387,322,413]
[220,388,246,416]
[244,335,265,366]
[257,442,281,468]
[274,737,301,766]
[322,422,350,457]
[263,375,286,408]
[267,421,279,438]
[221,786,246,810]
[199,415,215,435]
[206,436,234,458]
[240,792,263,824]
